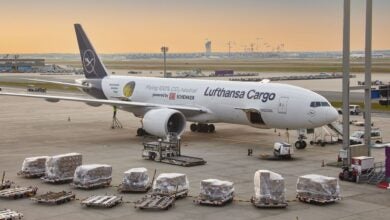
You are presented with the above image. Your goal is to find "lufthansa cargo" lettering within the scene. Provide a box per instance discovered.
[204,87,276,102]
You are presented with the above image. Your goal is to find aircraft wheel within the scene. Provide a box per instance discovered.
[190,123,198,132]
[208,124,215,133]
[295,141,307,149]
[137,128,145,136]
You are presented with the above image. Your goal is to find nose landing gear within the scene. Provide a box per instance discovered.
[190,123,215,133]
[294,135,307,149]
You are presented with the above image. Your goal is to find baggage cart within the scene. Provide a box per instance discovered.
[193,194,233,206]
[134,194,175,210]
[41,176,74,184]
[0,187,38,199]
[250,196,288,208]
[71,164,112,189]
[81,195,122,208]
[296,193,341,204]
[0,209,23,220]
[18,156,48,178]
[118,168,157,193]
[71,178,111,189]
[1,172,12,190]
[31,191,75,205]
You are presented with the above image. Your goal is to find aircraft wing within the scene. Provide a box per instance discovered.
[0,92,207,113]
[23,78,90,89]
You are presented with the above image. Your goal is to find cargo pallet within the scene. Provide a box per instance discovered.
[153,189,188,199]
[250,197,288,208]
[0,181,12,191]
[70,179,111,189]
[296,194,340,204]
[118,170,155,193]
[81,195,122,208]
[0,209,23,220]
[194,195,234,206]
[134,194,176,210]
[118,183,152,193]
[17,171,45,178]
[31,191,75,205]
[1,172,12,190]
[0,187,38,199]
[142,134,206,167]
[41,176,73,184]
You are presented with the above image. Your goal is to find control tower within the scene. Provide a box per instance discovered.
[205,40,212,58]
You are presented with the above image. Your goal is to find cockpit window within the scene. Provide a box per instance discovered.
[310,101,330,107]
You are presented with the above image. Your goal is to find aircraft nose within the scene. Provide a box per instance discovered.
[327,107,339,123]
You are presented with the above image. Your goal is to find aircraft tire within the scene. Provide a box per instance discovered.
[190,123,198,132]
[208,124,215,133]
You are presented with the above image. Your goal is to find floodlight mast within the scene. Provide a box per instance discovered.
[364,0,372,156]
[342,0,351,167]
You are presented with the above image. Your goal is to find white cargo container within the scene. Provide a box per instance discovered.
[351,156,374,172]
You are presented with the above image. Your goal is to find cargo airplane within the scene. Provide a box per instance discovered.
[0,24,338,149]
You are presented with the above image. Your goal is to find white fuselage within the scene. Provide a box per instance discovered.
[93,76,338,130]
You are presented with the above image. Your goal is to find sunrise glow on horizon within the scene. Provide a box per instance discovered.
[1,0,389,53]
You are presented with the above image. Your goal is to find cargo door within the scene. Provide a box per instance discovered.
[278,97,289,114]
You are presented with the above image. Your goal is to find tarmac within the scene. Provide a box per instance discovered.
[0,90,389,220]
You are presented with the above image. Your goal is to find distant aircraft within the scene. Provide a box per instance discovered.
[0,24,338,149]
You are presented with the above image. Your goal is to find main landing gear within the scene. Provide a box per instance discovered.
[190,123,215,133]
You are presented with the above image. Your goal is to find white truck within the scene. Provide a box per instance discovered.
[337,105,361,115]
[273,142,293,159]
[349,129,383,145]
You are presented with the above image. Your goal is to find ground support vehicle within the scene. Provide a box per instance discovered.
[70,179,111,190]
[296,193,340,204]
[142,134,206,167]
[17,170,45,178]
[41,176,73,184]
[194,193,233,206]
[31,191,75,205]
[0,187,38,199]
[250,196,288,208]
[81,195,122,208]
[134,194,176,210]
[0,209,23,220]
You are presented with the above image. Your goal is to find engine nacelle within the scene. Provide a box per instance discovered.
[143,108,186,137]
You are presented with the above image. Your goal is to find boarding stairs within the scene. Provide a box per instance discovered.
[367,162,386,185]
[357,162,386,185]
[326,121,343,137]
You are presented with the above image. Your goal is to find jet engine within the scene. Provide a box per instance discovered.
[142,108,187,137]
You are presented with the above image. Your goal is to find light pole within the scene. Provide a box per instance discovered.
[161,46,169,78]
[342,0,351,168]
[364,0,372,156]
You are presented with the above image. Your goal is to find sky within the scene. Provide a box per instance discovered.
[0,0,389,53]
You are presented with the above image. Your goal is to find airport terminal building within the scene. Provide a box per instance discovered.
[0,58,45,72]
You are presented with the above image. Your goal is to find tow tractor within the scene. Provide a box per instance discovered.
[142,133,206,167]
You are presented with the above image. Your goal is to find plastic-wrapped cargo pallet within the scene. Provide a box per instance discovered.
[121,168,149,190]
[199,179,234,201]
[153,173,189,197]
[44,153,82,182]
[19,156,49,177]
[254,170,286,205]
[296,174,340,203]
[72,164,112,188]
